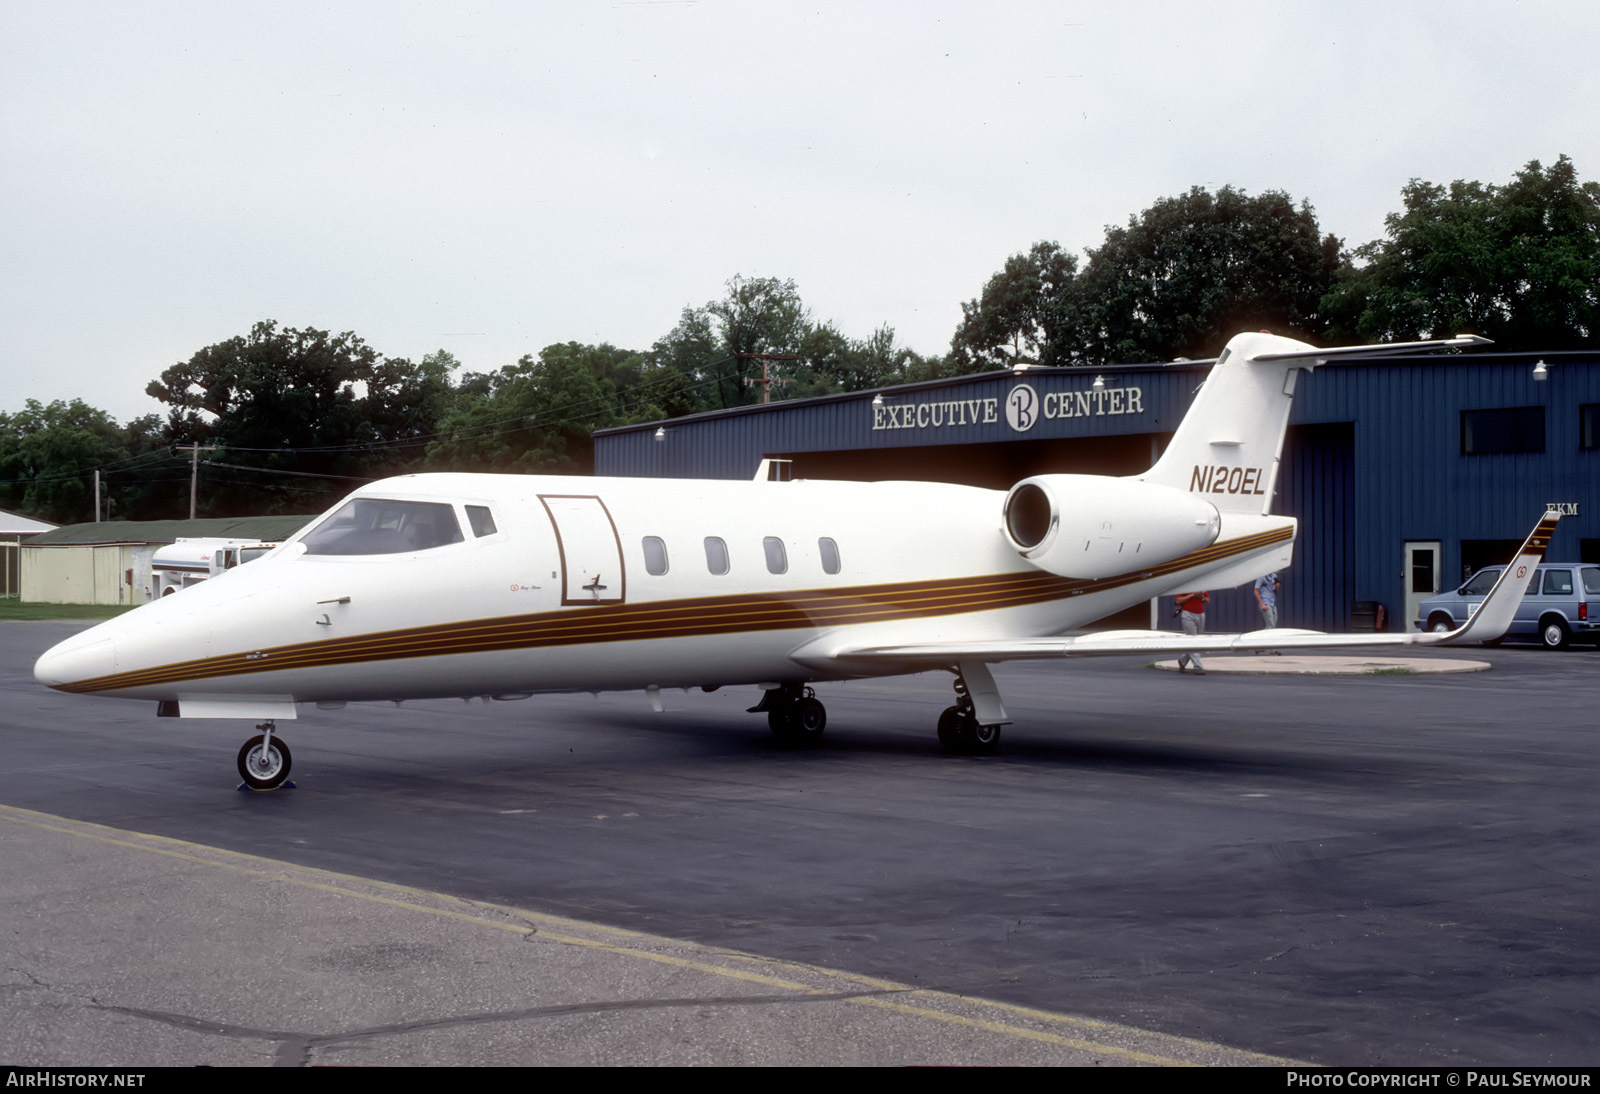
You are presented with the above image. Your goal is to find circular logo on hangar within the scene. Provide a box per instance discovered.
[1005,383,1040,432]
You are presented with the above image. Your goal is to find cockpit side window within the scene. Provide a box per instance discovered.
[466,505,498,537]
[301,499,465,555]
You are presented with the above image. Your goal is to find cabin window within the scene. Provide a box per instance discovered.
[643,536,669,576]
[763,537,787,575]
[301,499,464,555]
[466,506,498,537]
[1543,569,1573,596]
[704,536,729,575]
[818,537,841,575]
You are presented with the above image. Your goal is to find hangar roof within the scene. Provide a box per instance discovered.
[25,515,315,547]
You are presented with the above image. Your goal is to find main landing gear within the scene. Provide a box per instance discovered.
[937,662,1009,754]
[749,684,827,743]
[237,721,293,790]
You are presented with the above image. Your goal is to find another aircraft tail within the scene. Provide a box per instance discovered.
[1139,332,1490,515]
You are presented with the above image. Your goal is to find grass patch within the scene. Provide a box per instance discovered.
[0,599,138,622]
[1366,665,1417,676]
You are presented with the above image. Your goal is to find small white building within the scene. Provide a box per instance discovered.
[21,516,312,605]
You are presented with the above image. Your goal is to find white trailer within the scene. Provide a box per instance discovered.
[150,538,278,597]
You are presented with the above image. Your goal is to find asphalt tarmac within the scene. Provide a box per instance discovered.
[3,622,1596,1066]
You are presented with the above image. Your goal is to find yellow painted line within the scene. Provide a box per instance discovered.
[0,802,1298,1066]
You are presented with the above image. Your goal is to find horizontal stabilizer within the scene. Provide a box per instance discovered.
[1251,334,1492,362]
[833,509,1558,667]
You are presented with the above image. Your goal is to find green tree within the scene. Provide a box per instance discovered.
[1325,156,1600,349]
[428,342,644,474]
[0,399,134,523]
[949,241,1080,369]
[1069,186,1344,363]
[145,321,452,515]
[649,276,814,411]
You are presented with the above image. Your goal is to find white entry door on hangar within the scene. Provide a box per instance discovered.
[1403,540,1442,627]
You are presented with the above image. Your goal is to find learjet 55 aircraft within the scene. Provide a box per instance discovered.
[35,332,1559,789]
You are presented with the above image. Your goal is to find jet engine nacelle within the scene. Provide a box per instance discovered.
[1002,474,1221,579]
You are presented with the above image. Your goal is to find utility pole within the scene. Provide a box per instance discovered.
[176,444,217,519]
[739,352,798,404]
[93,469,100,523]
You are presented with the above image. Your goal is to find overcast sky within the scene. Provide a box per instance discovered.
[4,0,1596,423]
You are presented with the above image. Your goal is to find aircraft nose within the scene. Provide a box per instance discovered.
[34,633,118,690]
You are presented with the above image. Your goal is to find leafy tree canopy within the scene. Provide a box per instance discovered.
[1069,186,1344,363]
[145,320,451,514]
[0,399,142,523]
[1325,155,1600,349]
[949,241,1080,370]
[428,342,649,474]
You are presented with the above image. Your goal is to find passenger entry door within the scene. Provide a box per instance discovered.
[539,495,626,605]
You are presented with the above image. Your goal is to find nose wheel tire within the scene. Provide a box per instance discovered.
[238,734,293,790]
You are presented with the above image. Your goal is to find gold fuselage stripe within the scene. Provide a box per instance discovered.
[55,526,1293,694]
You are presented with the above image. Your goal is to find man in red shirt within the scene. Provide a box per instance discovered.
[1175,590,1209,675]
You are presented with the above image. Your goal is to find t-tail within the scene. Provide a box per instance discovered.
[1140,332,1492,515]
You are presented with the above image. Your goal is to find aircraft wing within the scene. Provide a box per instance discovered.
[832,509,1560,668]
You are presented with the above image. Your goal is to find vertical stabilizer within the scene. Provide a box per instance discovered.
[1139,332,1313,515]
[1139,332,1490,515]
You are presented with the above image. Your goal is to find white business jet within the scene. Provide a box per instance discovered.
[35,332,1558,789]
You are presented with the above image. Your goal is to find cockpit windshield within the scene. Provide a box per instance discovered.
[300,499,464,556]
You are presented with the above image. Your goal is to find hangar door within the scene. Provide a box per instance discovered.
[539,495,626,606]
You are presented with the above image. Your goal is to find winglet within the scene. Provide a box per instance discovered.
[1435,509,1562,645]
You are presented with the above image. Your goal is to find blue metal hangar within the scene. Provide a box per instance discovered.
[593,349,1599,635]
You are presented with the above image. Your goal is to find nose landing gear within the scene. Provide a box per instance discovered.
[237,721,294,790]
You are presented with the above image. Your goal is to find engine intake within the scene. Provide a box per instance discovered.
[1002,474,1221,579]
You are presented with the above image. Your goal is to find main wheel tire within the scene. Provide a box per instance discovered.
[792,697,826,740]
[1540,616,1571,651]
[937,706,966,751]
[768,708,788,737]
[237,734,292,790]
[969,722,1002,754]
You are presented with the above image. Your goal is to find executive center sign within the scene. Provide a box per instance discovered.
[871,381,1146,434]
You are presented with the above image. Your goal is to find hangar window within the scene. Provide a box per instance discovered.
[466,506,498,537]
[763,537,787,575]
[301,499,464,555]
[642,536,668,576]
[1461,407,1544,455]
[1581,405,1599,450]
[704,536,729,575]
[818,537,841,575]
